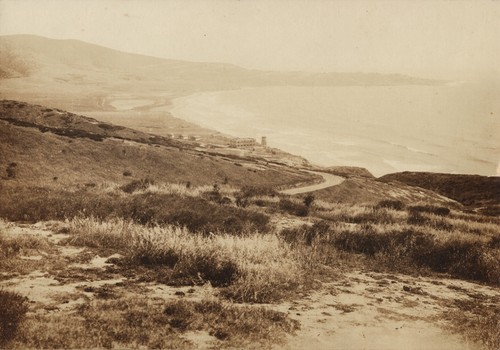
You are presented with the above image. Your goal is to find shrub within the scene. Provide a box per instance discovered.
[279,198,309,217]
[303,194,315,208]
[202,183,224,204]
[235,186,277,208]
[235,196,249,208]
[407,212,430,226]
[281,221,330,246]
[6,163,17,179]
[329,225,499,284]
[417,237,498,282]
[443,300,500,350]
[0,290,29,347]
[408,205,450,217]
[376,200,405,211]
[120,178,155,193]
[239,186,277,198]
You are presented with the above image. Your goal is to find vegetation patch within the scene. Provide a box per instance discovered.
[0,188,269,235]
[0,290,29,348]
[11,295,298,349]
[441,297,500,350]
[329,225,499,284]
[66,218,305,302]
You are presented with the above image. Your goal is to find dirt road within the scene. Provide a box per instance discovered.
[280,171,344,195]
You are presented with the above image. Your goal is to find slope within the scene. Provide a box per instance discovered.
[0,100,313,189]
[379,172,500,207]
[310,177,459,207]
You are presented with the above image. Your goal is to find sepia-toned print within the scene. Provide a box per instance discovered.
[0,1,498,349]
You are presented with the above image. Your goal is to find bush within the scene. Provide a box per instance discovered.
[120,178,155,193]
[279,198,309,217]
[235,186,277,208]
[407,212,430,226]
[330,225,499,284]
[239,186,277,198]
[0,290,29,347]
[281,221,330,246]
[408,205,450,217]
[376,200,405,211]
[6,163,17,179]
[416,238,498,282]
[303,194,315,208]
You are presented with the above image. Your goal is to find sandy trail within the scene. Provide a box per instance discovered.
[280,171,344,195]
[273,271,495,350]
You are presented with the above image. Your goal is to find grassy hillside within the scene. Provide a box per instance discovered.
[0,100,314,189]
[379,172,500,211]
[310,177,459,207]
[322,166,374,179]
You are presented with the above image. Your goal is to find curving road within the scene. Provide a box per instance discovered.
[280,171,345,195]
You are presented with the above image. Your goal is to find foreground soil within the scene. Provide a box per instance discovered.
[1,221,497,349]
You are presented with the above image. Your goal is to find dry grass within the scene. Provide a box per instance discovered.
[441,296,500,350]
[67,217,306,302]
[0,221,59,275]
[11,296,298,349]
[0,187,270,235]
[282,205,500,285]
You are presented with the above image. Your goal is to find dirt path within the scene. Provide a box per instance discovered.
[280,171,344,195]
[273,271,494,350]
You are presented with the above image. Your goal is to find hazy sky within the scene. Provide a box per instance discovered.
[1,0,499,79]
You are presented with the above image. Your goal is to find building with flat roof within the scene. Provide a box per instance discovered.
[229,138,256,148]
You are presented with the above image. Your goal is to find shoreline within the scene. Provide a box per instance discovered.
[166,87,499,178]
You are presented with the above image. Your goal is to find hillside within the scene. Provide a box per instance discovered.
[379,172,500,209]
[311,177,459,207]
[0,35,442,113]
[322,166,374,179]
[0,100,314,189]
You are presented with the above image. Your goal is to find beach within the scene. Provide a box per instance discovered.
[169,84,499,176]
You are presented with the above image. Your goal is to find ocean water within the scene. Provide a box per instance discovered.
[169,84,499,177]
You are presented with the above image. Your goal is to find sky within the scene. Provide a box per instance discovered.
[1,0,499,80]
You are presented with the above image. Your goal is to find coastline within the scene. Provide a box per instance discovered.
[167,86,499,177]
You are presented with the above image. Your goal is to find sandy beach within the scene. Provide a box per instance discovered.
[169,85,499,176]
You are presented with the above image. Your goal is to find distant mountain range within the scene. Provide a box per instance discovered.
[0,35,443,111]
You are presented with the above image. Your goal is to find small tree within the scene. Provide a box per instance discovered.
[303,193,315,208]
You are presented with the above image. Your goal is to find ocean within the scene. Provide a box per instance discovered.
[169,83,499,177]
